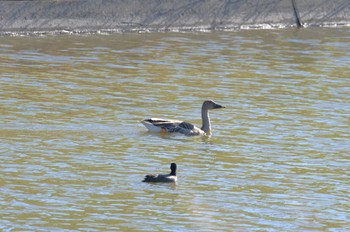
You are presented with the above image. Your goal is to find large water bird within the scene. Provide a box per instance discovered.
[141,100,225,136]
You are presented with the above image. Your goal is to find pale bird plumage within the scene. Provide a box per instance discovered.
[141,100,225,136]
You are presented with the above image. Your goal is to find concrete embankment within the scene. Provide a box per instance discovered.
[0,0,349,35]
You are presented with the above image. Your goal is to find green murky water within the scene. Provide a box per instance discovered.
[1,28,349,231]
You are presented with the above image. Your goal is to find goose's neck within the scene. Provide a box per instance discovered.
[170,170,176,176]
[201,107,211,133]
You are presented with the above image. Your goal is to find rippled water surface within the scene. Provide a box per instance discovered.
[1,28,350,231]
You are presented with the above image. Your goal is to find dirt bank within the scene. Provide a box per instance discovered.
[1,0,349,34]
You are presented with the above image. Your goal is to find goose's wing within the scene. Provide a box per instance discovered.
[172,121,203,136]
[141,118,182,132]
[141,118,203,136]
[178,121,195,130]
[144,118,179,125]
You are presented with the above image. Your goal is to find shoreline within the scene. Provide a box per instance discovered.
[1,0,349,36]
[2,23,349,37]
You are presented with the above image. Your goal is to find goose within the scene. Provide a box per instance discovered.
[142,163,177,183]
[141,100,225,136]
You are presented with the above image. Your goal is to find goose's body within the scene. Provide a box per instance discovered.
[141,100,225,136]
[143,163,177,183]
[141,118,205,136]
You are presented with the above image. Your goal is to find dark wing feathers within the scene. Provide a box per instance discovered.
[178,121,195,130]
[145,118,199,135]
[168,121,194,132]
[144,119,170,124]
[142,174,159,182]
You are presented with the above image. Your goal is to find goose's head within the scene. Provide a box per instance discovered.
[170,163,177,175]
[202,100,225,110]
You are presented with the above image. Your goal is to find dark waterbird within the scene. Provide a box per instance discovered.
[142,163,177,183]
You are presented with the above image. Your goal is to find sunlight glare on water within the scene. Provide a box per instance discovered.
[1,28,350,231]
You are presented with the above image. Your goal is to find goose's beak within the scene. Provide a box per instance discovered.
[214,103,225,109]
